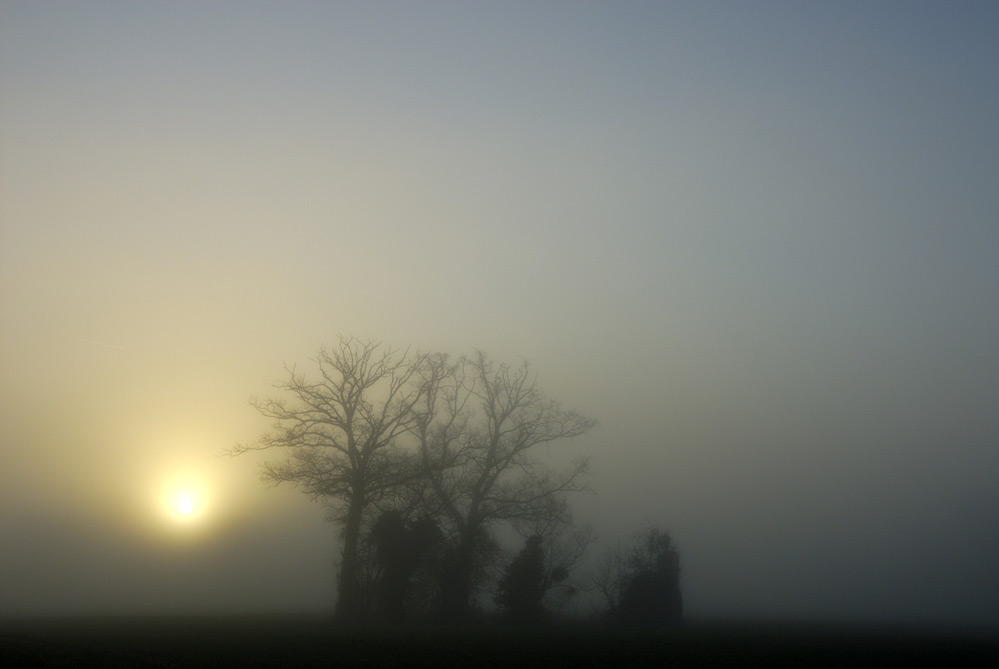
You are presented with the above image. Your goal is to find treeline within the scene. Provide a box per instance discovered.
[233,336,681,626]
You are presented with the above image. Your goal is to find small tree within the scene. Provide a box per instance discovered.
[514,495,593,617]
[595,527,682,626]
[495,535,547,624]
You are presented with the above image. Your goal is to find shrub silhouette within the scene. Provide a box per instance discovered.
[618,528,682,626]
[495,535,547,624]
[371,511,443,623]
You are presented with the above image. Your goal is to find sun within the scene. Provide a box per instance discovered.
[169,488,201,520]
[146,442,219,535]
[176,493,196,515]
[157,474,210,525]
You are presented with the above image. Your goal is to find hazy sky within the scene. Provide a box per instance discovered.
[2,1,998,625]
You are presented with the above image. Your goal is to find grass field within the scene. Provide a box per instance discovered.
[2,615,997,667]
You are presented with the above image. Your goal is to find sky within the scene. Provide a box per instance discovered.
[2,1,998,626]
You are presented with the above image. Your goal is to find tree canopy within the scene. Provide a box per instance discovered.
[233,337,598,623]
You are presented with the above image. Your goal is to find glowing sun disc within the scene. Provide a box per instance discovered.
[176,495,195,515]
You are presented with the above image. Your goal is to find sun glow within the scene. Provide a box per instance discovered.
[175,492,196,516]
[158,472,212,526]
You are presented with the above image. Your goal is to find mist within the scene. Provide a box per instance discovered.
[2,1,998,632]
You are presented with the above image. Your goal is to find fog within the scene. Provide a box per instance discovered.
[2,1,998,627]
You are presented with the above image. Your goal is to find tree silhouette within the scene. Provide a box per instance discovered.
[595,527,682,626]
[370,511,443,623]
[231,337,435,620]
[416,351,595,621]
[232,340,595,624]
[495,535,547,624]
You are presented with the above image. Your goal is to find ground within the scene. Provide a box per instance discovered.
[1,615,997,668]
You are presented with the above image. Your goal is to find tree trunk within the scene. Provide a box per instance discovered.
[438,527,476,622]
[334,490,366,622]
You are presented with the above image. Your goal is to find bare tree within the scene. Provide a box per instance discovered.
[231,337,432,620]
[592,542,627,619]
[419,351,596,620]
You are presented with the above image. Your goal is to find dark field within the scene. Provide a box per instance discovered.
[2,615,997,668]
